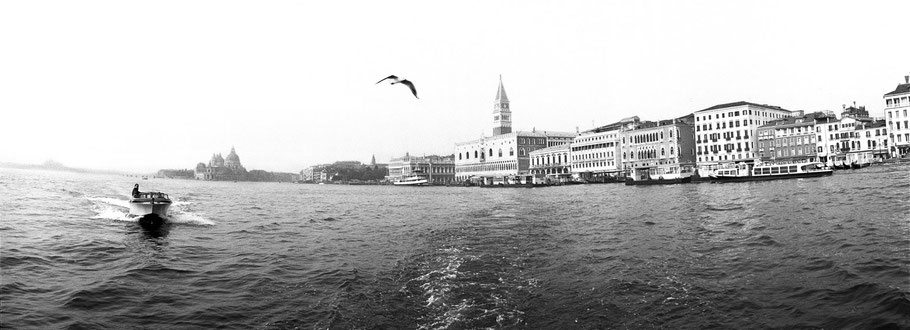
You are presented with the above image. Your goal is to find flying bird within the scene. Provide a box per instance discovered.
[376,75,419,99]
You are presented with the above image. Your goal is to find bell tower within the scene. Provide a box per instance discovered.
[493,75,512,135]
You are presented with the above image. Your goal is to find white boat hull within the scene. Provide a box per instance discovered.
[128,201,171,217]
[393,179,429,186]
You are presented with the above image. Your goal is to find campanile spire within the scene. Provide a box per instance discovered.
[493,75,512,135]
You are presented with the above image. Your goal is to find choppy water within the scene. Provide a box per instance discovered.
[1,165,909,329]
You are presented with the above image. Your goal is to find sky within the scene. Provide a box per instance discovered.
[1,0,908,173]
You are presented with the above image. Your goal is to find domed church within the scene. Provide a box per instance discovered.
[194,147,248,180]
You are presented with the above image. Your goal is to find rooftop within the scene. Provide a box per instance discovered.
[528,144,570,154]
[696,101,788,113]
[455,130,577,146]
[884,83,910,97]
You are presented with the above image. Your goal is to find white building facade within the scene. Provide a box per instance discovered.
[529,144,572,182]
[694,101,795,169]
[884,76,910,158]
[570,117,639,182]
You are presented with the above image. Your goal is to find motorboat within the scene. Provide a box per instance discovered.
[129,192,172,226]
[710,161,832,182]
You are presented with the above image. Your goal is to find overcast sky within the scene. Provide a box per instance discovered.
[2,1,908,173]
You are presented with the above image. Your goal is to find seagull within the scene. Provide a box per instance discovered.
[376,75,419,99]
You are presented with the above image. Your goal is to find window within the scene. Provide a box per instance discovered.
[509,147,514,156]
[498,149,502,157]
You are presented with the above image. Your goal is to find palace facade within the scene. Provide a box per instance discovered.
[619,114,697,178]
[388,153,455,185]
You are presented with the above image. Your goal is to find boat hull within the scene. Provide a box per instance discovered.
[138,213,166,227]
[128,201,171,218]
[393,180,429,186]
[625,177,692,186]
[480,183,550,188]
[710,170,833,182]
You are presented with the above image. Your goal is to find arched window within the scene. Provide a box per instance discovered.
[475,150,479,158]
[498,149,502,157]
[519,148,526,156]
[670,146,674,155]
[489,148,493,156]
[509,147,514,156]
[459,153,462,160]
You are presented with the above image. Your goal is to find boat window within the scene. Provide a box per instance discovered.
[771,167,779,174]
[789,165,797,172]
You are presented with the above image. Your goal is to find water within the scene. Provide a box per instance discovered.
[1,165,908,329]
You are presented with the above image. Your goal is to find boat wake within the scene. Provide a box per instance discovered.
[87,197,214,226]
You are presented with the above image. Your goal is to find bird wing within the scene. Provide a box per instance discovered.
[399,79,418,99]
[375,75,398,84]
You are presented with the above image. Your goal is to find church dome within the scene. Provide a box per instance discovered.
[225,147,240,162]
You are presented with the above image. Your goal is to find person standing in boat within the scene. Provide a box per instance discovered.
[131,184,140,198]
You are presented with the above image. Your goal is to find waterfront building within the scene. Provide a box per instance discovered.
[455,130,575,183]
[388,153,455,185]
[453,76,576,184]
[300,165,331,182]
[529,144,572,183]
[851,120,890,164]
[812,112,841,164]
[619,114,697,178]
[694,101,795,172]
[884,75,910,157]
[756,115,820,163]
[194,147,248,181]
[570,117,640,182]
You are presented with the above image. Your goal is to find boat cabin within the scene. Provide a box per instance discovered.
[753,162,825,176]
[132,192,170,201]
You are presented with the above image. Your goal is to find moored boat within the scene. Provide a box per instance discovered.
[710,161,832,182]
[624,164,694,186]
